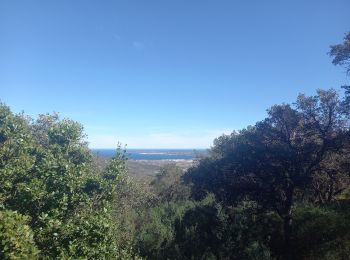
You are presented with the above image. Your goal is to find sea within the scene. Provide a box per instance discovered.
[91,149,207,160]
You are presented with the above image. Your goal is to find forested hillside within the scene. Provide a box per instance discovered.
[1,33,350,259]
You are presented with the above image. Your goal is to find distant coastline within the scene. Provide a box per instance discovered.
[91,148,207,160]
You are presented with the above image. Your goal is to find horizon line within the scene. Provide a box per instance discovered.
[89,147,209,150]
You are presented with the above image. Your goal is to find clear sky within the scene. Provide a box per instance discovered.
[1,1,349,148]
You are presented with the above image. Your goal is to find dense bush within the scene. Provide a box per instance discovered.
[291,203,350,259]
[0,104,138,259]
[0,210,39,259]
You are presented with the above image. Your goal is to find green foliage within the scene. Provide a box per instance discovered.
[132,193,277,260]
[135,200,195,259]
[0,104,138,259]
[173,197,277,260]
[330,31,350,74]
[184,88,350,259]
[291,203,350,259]
[151,163,191,202]
[112,164,157,250]
[174,195,227,259]
[0,210,39,259]
[0,104,35,206]
[245,242,273,260]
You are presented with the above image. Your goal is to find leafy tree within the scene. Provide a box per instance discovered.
[185,89,350,258]
[0,103,138,258]
[330,32,350,74]
[330,32,350,115]
[309,153,350,203]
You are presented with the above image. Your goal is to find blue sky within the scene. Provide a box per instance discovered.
[1,0,349,148]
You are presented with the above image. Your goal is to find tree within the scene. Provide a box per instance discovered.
[330,32,350,74]
[185,89,350,258]
[0,103,138,258]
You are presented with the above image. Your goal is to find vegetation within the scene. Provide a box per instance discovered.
[184,88,350,259]
[0,109,138,259]
[1,33,350,259]
[330,31,350,75]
